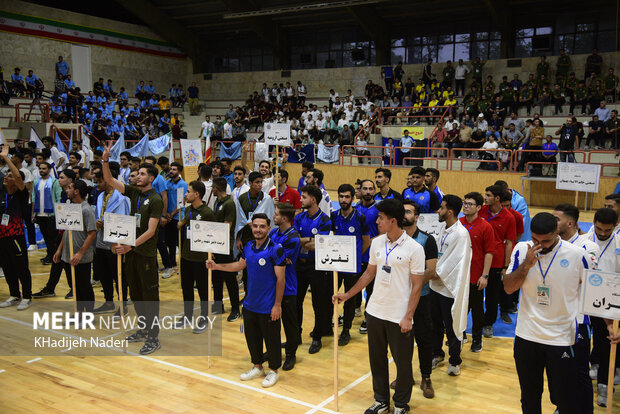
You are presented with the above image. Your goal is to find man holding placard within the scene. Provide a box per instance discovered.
[206,213,286,388]
[52,180,97,312]
[162,162,187,279]
[331,184,370,347]
[0,145,33,310]
[177,180,215,333]
[333,199,425,414]
[32,161,62,265]
[102,142,164,355]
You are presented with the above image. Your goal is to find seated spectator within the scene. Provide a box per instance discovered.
[355,132,370,164]
[171,113,186,139]
[430,122,447,157]
[94,77,105,97]
[586,114,605,149]
[477,135,499,170]
[117,87,128,107]
[340,124,353,147]
[64,75,76,90]
[541,135,558,175]
[10,68,25,97]
[158,95,172,117]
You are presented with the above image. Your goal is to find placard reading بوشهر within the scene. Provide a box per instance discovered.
[264,122,291,146]
[314,235,357,273]
[103,212,137,246]
[190,220,230,255]
[556,162,601,193]
[417,213,445,243]
[580,269,620,320]
[54,203,84,231]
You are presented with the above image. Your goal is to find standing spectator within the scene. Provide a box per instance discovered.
[55,56,69,79]
[536,56,550,80]
[381,66,394,95]
[442,61,454,90]
[570,80,589,115]
[454,59,470,96]
[471,57,486,87]
[187,82,199,115]
[585,48,603,79]
[603,68,619,102]
[296,81,307,106]
[430,122,447,158]
[555,49,571,84]
[555,117,579,162]
[422,59,433,86]
[606,110,620,149]
[400,130,414,166]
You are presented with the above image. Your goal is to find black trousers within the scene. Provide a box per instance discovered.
[468,282,484,340]
[180,258,208,319]
[164,220,179,267]
[413,294,433,378]
[243,307,282,370]
[282,295,300,357]
[430,290,462,366]
[37,215,58,259]
[44,231,71,292]
[514,336,580,414]
[367,313,414,409]
[125,252,160,338]
[484,267,504,326]
[593,316,620,386]
[355,262,369,309]
[62,262,94,312]
[24,204,36,246]
[338,272,360,331]
[455,79,465,96]
[213,252,240,312]
[157,223,173,269]
[94,248,127,302]
[0,235,32,299]
[296,261,332,339]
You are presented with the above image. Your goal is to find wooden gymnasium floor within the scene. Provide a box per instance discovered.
[0,228,618,413]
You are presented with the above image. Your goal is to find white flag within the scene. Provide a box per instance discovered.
[30,127,45,149]
[0,128,6,146]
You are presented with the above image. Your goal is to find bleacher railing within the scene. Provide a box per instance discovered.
[15,102,50,123]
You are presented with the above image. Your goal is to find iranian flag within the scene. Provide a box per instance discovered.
[205,136,212,164]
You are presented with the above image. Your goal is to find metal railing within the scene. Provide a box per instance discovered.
[15,102,50,122]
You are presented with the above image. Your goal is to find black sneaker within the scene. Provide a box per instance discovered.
[331,315,343,327]
[282,355,296,371]
[364,401,389,414]
[212,302,224,315]
[32,288,55,298]
[64,290,73,300]
[126,330,148,343]
[93,302,116,314]
[227,310,240,322]
[338,331,351,346]
[140,338,161,355]
[40,257,52,265]
[471,338,483,353]
[193,319,208,334]
[500,311,513,324]
[359,320,368,334]
[308,339,322,354]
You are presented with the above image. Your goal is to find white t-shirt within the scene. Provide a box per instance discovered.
[201,121,214,138]
[585,231,620,274]
[223,123,233,139]
[20,167,33,184]
[509,239,590,346]
[231,183,250,201]
[49,146,65,169]
[482,140,498,155]
[38,177,48,215]
[202,179,231,210]
[367,231,425,324]
[455,64,470,79]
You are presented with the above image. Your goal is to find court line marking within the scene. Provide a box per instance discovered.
[0,369,5,373]
[26,357,42,364]
[304,357,393,414]
[0,315,337,414]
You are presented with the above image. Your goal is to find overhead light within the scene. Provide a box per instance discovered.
[223,0,390,19]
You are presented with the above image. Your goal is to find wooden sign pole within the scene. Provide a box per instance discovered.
[207,251,213,368]
[606,319,618,413]
[333,270,339,411]
[275,145,279,199]
[116,251,126,353]
[178,227,182,282]
[68,231,77,313]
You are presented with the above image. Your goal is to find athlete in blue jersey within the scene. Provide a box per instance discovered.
[293,185,332,354]
[374,168,403,203]
[402,166,440,213]
[331,184,370,346]
[270,203,301,370]
[207,214,286,388]
[424,168,444,205]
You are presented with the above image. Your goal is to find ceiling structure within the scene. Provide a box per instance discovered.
[25,0,614,72]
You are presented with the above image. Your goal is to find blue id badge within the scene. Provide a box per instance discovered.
[382,265,391,274]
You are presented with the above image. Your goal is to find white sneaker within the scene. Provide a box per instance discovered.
[261,370,279,388]
[447,364,461,376]
[590,363,599,380]
[27,245,37,251]
[0,296,20,308]
[17,298,31,311]
[240,366,264,381]
[161,268,175,279]
[597,383,607,407]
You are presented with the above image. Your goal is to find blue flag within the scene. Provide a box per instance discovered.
[148,132,171,155]
[55,131,68,155]
[127,133,149,158]
[69,129,73,153]
[109,133,125,163]
[287,144,315,163]
[220,141,242,160]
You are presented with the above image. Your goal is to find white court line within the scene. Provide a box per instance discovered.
[304,357,393,414]
[26,357,42,364]
[0,315,337,413]
[0,369,5,373]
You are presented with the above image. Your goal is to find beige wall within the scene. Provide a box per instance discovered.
[190,52,620,101]
[1,1,190,95]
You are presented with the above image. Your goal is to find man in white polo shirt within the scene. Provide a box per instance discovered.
[333,199,425,414]
[503,212,616,413]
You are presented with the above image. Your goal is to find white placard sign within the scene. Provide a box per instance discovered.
[103,212,137,246]
[177,187,184,210]
[556,162,601,193]
[314,235,357,273]
[54,203,84,231]
[190,220,230,255]
[580,269,620,320]
[417,214,445,242]
[264,122,291,146]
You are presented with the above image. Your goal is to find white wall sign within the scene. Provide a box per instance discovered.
[54,203,84,231]
[556,162,601,193]
[103,212,137,246]
[190,220,230,255]
[417,214,445,243]
[580,269,620,320]
[264,123,291,146]
[315,235,357,273]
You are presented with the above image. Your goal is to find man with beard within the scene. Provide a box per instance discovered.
[402,167,439,213]
[231,166,249,202]
[161,162,187,279]
[374,168,402,203]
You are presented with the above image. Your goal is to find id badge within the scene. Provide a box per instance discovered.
[187,226,191,238]
[135,213,141,227]
[248,212,254,221]
[438,252,444,258]
[536,285,551,307]
[1,214,9,226]
[380,265,391,285]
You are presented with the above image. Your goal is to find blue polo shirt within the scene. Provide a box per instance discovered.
[222,173,235,190]
[411,228,438,296]
[403,187,437,213]
[356,201,379,263]
[165,177,188,220]
[293,209,331,260]
[64,79,75,89]
[241,239,286,314]
[269,226,301,296]
[56,61,69,76]
[25,74,38,85]
[331,208,369,274]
